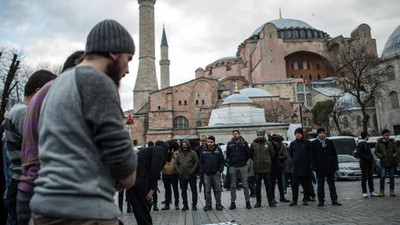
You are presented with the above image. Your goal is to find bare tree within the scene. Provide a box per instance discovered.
[325,40,386,133]
[264,99,284,122]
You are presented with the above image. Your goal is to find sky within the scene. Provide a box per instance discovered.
[1,0,399,111]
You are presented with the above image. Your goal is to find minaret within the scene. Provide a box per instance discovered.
[160,25,170,89]
[134,0,159,112]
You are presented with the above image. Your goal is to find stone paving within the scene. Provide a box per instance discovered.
[118,177,400,225]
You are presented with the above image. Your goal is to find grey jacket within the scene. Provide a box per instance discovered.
[30,66,137,220]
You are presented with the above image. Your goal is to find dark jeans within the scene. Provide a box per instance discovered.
[360,164,374,193]
[255,173,273,203]
[162,174,179,206]
[380,165,395,190]
[291,176,311,202]
[127,188,152,225]
[317,173,338,203]
[198,174,204,191]
[17,190,32,225]
[6,178,18,221]
[271,169,285,199]
[248,176,256,196]
[180,176,197,207]
[152,189,158,205]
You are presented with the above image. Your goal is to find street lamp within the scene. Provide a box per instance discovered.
[304,107,310,127]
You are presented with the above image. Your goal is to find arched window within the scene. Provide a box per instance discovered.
[387,66,395,80]
[173,116,188,129]
[389,91,399,109]
[317,74,321,80]
[290,75,295,79]
[373,114,378,130]
[298,57,303,69]
[308,74,313,80]
[356,116,362,127]
[230,81,236,93]
[299,74,304,79]
[343,117,349,128]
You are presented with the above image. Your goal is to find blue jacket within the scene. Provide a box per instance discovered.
[199,145,224,175]
[226,137,250,167]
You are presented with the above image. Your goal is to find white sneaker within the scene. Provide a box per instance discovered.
[370,192,379,197]
[363,193,368,198]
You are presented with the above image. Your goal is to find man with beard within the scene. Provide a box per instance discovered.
[30,20,137,224]
[226,130,251,210]
[249,130,276,208]
[310,128,342,207]
[127,141,178,225]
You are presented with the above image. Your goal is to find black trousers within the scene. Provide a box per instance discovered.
[317,173,338,203]
[271,169,285,199]
[255,173,273,203]
[199,174,204,191]
[248,176,256,196]
[291,176,311,202]
[360,164,374,193]
[6,178,18,220]
[127,188,152,225]
[162,174,179,206]
[180,176,197,207]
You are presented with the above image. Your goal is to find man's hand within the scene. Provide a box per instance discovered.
[217,171,220,175]
[146,189,155,201]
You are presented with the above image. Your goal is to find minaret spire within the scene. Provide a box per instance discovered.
[279,8,283,19]
[160,25,170,89]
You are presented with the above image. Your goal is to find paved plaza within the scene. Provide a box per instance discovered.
[118,177,400,225]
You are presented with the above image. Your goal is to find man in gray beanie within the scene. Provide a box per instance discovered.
[30,19,137,224]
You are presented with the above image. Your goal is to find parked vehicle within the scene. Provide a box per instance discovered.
[309,136,358,156]
[335,154,362,180]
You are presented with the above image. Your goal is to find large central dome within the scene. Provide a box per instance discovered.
[382,25,400,58]
[251,18,329,39]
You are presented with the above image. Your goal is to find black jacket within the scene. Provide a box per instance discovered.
[289,138,312,177]
[130,146,168,194]
[357,141,373,167]
[226,137,250,167]
[310,138,338,174]
[199,145,224,175]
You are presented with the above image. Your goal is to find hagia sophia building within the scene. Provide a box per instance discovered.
[128,0,400,146]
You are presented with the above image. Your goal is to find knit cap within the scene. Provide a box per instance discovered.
[86,19,135,54]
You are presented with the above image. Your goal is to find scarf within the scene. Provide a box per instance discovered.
[317,136,327,148]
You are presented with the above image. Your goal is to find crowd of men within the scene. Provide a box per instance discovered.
[0,18,399,225]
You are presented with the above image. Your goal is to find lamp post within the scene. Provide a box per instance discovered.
[304,107,310,127]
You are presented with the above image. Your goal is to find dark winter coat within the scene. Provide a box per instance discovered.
[199,145,224,175]
[279,144,292,173]
[374,138,398,167]
[226,137,250,167]
[310,138,339,174]
[356,141,373,167]
[289,139,312,177]
[175,149,199,179]
[249,138,274,173]
[131,146,168,194]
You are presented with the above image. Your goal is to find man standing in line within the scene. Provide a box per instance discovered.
[175,139,199,211]
[200,136,224,211]
[195,135,207,193]
[249,130,276,208]
[357,131,378,198]
[289,128,312,206]
[374,129,397,197]
[226,130,251,210]
[270,134,290,203]
[310,128,342,207]
[4,70,56,224]
[30,19,138,224]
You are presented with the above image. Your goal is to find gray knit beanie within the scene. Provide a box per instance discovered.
[85,19,135,54]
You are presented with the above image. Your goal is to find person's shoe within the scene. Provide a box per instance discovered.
[268,202,276,207]
[229,202,236,210]
[246,202,252,209]
[203,206,212,211]
[379,189,385,197]
[280,197,290,202]
[303,200,308,206]
[289,201,297,206]
[182,205,189,211]
[332,201,342,206]
[175,205,180,210]
[272,199,278,204]
[192,205,197,211]
[127,204,133,213]
[161,200,166,204]
[390,189,396,197]
[309,196,316,202]
[161,204,170,210]
[317,202,324,207]
[119,206,123,213]
[254,202,261,208]
[152,205,159,211]
[363,193,369,198]
[216,204,223,211]
[370,191,379,197]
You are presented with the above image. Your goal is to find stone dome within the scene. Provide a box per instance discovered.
[251,18,329,39]
[334,92,375,112]
[382,25,400,58]
[222,93,253,105]
[239,88,273,97]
